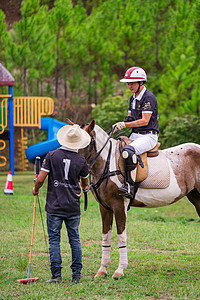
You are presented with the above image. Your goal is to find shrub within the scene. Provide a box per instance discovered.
[160,115,200,148]
[91,95,129,131]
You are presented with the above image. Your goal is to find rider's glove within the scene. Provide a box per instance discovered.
[113,121,126,133]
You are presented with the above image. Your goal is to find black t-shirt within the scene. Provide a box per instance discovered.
[128,89,159,133]
[41,147,89,216]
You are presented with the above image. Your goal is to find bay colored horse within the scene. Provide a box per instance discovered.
[79,120,200,278]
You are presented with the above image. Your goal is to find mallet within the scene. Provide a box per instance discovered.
[17,157,40,284]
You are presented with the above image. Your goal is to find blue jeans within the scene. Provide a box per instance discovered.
[47,213,82,277]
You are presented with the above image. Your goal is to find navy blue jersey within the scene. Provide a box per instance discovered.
[41,147,89,216]
[128,88,159,133]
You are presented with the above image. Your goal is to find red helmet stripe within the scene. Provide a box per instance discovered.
[126,77,145,80]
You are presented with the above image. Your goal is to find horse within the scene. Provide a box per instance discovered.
[78,120,200,279]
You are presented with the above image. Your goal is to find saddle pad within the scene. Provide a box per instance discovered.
[139,151,170,189]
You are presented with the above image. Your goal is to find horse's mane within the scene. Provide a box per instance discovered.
[94,124,110,138]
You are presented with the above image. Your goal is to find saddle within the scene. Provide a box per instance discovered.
[117,136,161,183]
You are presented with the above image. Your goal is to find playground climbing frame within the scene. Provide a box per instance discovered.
[0,96,8,167]
[14,97,54,128]
[0,95,54,172]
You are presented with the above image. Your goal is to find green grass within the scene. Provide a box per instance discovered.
[0,171,200,299]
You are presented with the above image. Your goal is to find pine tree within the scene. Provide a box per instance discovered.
[0,10,9,62]
[48,0,74,98]
[157,0,199,129]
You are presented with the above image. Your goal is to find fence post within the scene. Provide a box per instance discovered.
[8,86,14,175]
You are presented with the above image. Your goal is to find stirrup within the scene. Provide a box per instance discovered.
[118,182,133,198]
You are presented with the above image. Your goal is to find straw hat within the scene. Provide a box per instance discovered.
[57,124,91,149]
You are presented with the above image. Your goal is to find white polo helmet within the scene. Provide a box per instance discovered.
[120,67,147,83]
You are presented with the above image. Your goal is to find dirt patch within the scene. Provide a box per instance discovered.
[82,239,102,246]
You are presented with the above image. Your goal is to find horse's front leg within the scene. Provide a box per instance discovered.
[95,206,113,278]
[112,198,129,279]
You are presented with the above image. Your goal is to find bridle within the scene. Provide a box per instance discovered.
[85,131,97,165]
[84,127,121,210]
[87,128,114,172]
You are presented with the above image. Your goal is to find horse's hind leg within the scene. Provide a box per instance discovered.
[95,207,113,278]
[187,188,200,217]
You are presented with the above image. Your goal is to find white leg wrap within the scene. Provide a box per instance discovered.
[118,246,128,269]
[101,247,111,268]
[117,230,128,269]
[101,229,112,268]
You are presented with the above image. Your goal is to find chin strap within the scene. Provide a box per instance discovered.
[136,81,144,94]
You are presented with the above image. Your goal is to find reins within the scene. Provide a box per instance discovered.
[88,128,114,172]
[85,127,121,210]
[87,126,131,172]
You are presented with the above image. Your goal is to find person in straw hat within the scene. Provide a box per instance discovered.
[32,124,90,284]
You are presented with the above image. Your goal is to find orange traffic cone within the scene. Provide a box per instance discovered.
[4,171,13,195]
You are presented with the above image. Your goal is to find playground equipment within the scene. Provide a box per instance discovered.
[14,96,54,127]
[0,63,66,174]
[17,128,28,173]
[0,63,15,173]
[25,117,66,164]
[14,96,56,167]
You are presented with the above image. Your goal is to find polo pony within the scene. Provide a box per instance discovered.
[77,120,200,279]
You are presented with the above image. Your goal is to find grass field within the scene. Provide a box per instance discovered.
[0,171,200,299]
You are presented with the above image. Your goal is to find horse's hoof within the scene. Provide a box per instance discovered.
[94,271,107,278]
[112,271,124,279]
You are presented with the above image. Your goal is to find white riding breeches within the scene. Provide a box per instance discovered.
[129,132,158,155]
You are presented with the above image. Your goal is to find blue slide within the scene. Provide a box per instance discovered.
[26,117,67,164]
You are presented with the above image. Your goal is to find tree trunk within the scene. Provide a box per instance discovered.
[64,79,67,99]
[24,66,27,96]
[94,75,97,105]
[55,57,59,98]
[55,28,60,98]
[155,18,161,70]
[88,64,92,105]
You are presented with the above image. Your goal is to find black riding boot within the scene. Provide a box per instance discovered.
[118,145,138,198]
[46,267,62,284]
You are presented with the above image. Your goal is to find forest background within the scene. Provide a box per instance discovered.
[0,0,200,149]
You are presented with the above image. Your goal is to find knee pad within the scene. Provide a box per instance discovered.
[122,145,137,171]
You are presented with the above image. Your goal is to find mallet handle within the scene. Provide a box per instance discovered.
[27,156,41,279]
[28,195,37,278]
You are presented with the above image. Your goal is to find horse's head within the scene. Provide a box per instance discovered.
[66,118,97,164]
[66,118,95,135]
[79,120,97,163]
